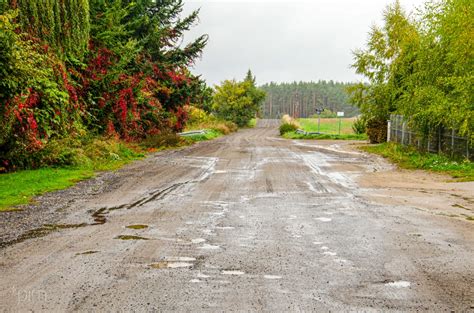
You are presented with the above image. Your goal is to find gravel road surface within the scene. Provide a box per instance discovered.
[1,120,473,312]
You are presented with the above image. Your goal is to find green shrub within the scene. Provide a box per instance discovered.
[280,123,298,135]
[352,118,366,134]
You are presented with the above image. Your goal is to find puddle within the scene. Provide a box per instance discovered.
[264,275,282,280]
[202,229,215,236]
[191,238,206,244]
[385,281,411,288]
[167,262,194,268]
[197,273,211,278]
[216,226,235,230]
[313,241,324,245]
[320,246,329,250]
[0,223,88,249]
[115,235,149,240]
[222,270,245,275]
[190,279,201,283]
[150,261,193,269]
[165,257,196,262]
[314,217,332,222]
[323,251,337,256]
[76,250,99,256]
[200,244,220,250]
[126,224,148,230]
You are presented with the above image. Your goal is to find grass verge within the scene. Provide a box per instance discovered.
[0,140,144,212]
[360,142,474,181]
[283,131,368,141]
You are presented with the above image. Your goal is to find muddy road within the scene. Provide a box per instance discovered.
[1,120,473,312]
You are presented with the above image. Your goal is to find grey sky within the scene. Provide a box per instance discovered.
[182,0,426,86]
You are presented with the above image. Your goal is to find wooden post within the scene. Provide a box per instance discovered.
[387,120,391,142]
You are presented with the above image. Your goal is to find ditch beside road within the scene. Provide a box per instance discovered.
[0,120,473,311]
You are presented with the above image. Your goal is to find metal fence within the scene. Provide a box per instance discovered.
[388,115,473,160]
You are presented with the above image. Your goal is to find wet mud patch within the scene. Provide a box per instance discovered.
[0,223,87,249]
[126,224,148,230]
[115,235,149,240]
[76,250,99,256]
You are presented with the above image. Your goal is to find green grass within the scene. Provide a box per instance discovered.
[283,131,368,140]
[361,142,474,181]
[298,118,356,134]
[0,168,94,211]
[0,141,144,212]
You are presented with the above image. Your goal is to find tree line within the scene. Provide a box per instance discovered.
[259,81,359,119]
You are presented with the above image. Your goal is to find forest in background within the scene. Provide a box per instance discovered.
[259,81,359,119]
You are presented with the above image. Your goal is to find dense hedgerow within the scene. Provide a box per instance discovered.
[0,0,210,171]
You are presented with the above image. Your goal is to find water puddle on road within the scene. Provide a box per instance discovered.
[0,223,88,249]
[125,224,148,229]
[314,217,332,222]
[150,261,193,269]
[199,244,220,250]
[115,235,149,240]
[75,250,99,256]
[264,275,282,280]
[191,238,206,244]
[385,280,411,288]
[222,270,245,275]
[322,251,337,256]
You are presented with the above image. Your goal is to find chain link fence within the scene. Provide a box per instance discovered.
[388,115,473,161]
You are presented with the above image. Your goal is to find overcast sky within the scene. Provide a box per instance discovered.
[182,0,426,86]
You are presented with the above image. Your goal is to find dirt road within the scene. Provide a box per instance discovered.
[1,120,473,312]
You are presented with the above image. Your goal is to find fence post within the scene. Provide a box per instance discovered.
[401,121,406,145]
[467,140,470,160]
[387,119,391,142]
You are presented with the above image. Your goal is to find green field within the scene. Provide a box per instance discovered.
[298,118,356,134]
